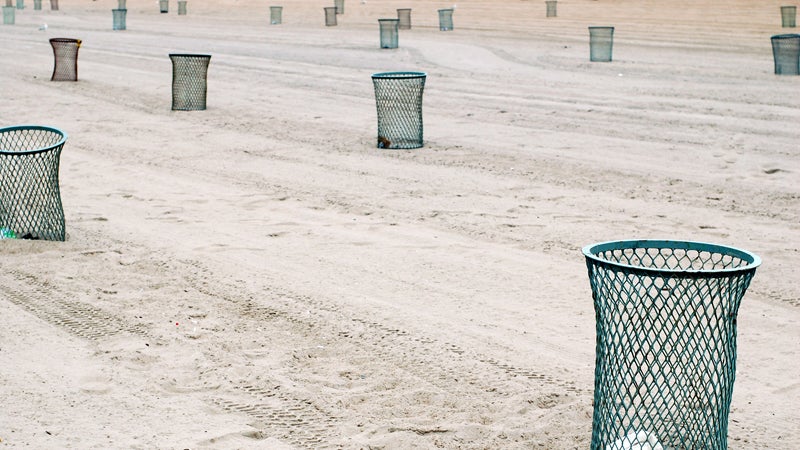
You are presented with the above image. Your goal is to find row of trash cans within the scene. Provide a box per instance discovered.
[2,0,57,11]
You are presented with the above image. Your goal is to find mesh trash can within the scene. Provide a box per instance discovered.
[324,6,336,26]
[112,8,126,30]
[50,38,81,82]
[334,0,343,14]
[2,5,13,24]
[117,0,125,8]
[371,72,426,149]
[270,6,282,24]
[379,19,399,49]
[546,0,557,18]
[771,34,800,75]
[589,26,614,62]
[159,0,168,13]
[438,8,453,31]
[0,125,68,241]
[170,54,211,111]
[177,0,186,15]
[34,0,40,10]
[583,240,760,450]
[397,8,411,30]
[15,0,22,10]
[50,0,56,10]
[781,6,796,27]
[4,0,9,7]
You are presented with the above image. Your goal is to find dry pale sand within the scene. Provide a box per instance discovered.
[0,0,798,448]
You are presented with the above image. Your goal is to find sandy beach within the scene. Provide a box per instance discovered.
[0,0,798,448]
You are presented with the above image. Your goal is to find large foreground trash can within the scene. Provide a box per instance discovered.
[546,0,557,18]
[781,6,796,27]
[438,8,453,31]
[334,0,343,14]
[170,54,211,111]
[371,71,426,149]
[583,240,760,450]
[49,0,56,10]
[177,0,186,15]
[589,26,614,62]
[0,125,68,241]
[50,38,81,81]
[270,6,282,24]
[397,8,411,29]
[112,8,126,30]
[379,18,399,49]
[159,0,168,13]
[2,5,13,24]
[324,6,336,26]
[771,34,800,75]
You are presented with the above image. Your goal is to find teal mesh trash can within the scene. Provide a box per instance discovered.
[379,19,399,49]
[583,240,760,450]
[0,125,68,241]
[270,6,282,24]
[34,0,40,10]
[771,34,800,75]
[324,6,336,26]
[50,38,81,81]
[170,54,211,111]
[546,0,557,18]
[177,0,186,15]
[397,8,411,30]
[117,0,125,8]
[438,8,453,31]
[49,0,57,10]
[159,0,168,13]
[15,0,22,10]
[589,26,614,62]
[334,0,343,14]
[781,6,796,27]
[112,8,126,30]
[371,72,426,149]
[2,5,14,24]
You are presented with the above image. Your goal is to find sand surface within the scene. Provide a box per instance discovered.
[1,0,798,448]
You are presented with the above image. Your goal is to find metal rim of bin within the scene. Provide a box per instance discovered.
[324,6,336,26]
[397,8,411,30]
[2,6,14,24]
[379,19,399,49]
[371,71,426,149]
[49,0,56,10]
[170,53,211,111]
[334,0,343,14]
[177,0,186,15]
[270,6,282,25]
[112,8,126,30]
[49,38,81,82]
[438,8,453,31]
[771,33,800,75]
[159,0,167,13]
[781,5,796,28]
[0,125,68,241]
[545,0,557,18]
[583,239,761,450]
[589,26,614,62]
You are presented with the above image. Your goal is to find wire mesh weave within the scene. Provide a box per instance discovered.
[397,8,411,30]
[438,8,453,31]
[0,126,67,241]
[771,34,800,75]
[50,38,81,82]
[781,6,796,28]
[170,54,211,111]
[112,8,126,30]
[2,6,14,25]
[546,0,557,18]
[270,6,282,24]
[379,19,399,49]
[589,26,614,62]
[372,72,426,149]
[583,240,760,450]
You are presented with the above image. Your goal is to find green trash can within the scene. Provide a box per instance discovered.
[33,0,40,10]
[334,0,343,14]
[379,18,399,49]
[112,8,126,30]
[159,0,168,13]
[0,125,68,241]
[2,5,14,24]
[589,26,614,62]
[50,38,81,81]
[371,72,426,149]
[49,0,57,10]
[324,6,336,26]
[781,5,796,27]
[771,34,800,75]
[583,240,760,450]
[438,8,453,31]
[170,54,211,111]
[117,0,125,8]
[15,0,22,10]
[397,8,411,30]
[177,0,186,15]
[546,0,557,18]
[270,6,282,24]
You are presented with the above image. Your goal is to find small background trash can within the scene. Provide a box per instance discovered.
[159,0,168,13]
[177,0,186,15]
[270,6,282,24]
[33,0,40,10]
[117,0,125,8]
[15,0,22,10]
[49,0,56,10]
[324,6,336,26]
[781,5,796,27]
[371,71,426,149]
[112,8,126,30]
[0,125,68,241]
[589,26,614,62]
[438,8,453,31]
[771,34,800,75]
[583,240,760,450]
[50,38,81,81]
[170,53,211,111]
[334,0,343,14]
[3,0,9,7]
[379,19,399,49]
[546,0,557,18]
[2,5,14,24]
[397,8,411,30]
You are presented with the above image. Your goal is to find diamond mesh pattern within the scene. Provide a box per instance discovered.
[397,8,411,30]
[379,19,399,49]
[546,1,557,18]
[372,72,426,149]
[0,126,67,241]
[590,26,614,62]
[782,6,796,28]
[112,9,126,30]
[270,6,282,24]
[50,38,81,81]
[170,54,211,111]
[771,34,800,75]
[438,8,453,31]
[3,6,14,25]
[583,240,760,450]
[324,7,336,26]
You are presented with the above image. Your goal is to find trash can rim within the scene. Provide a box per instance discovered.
[371,71,426,79]
[49,37,82,43]
[169,53,212,58]
[438,8,453,12]
[378,18,400,22]
[0,125,67,156]
[588,25,614,30]
[771,33,800,40]
[397,8,411,11]
[582,239,761,274]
